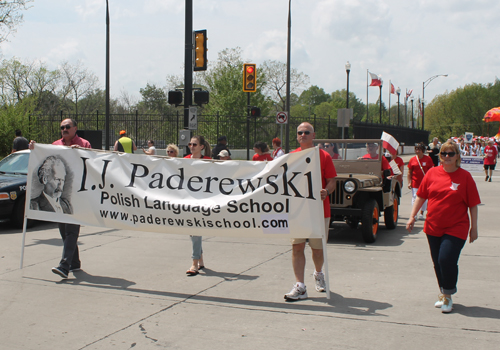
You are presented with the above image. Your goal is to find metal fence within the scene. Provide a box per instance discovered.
[32,111,428,150]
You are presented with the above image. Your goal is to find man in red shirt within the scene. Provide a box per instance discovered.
[361,143,392,173]
[483,140,498,182]
[30,118,91,279]
[284,122,337,301]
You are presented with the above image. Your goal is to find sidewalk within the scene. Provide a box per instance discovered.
[0,172,499,349]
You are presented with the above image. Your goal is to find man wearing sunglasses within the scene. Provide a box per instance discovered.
[284,122,337,301]
[29,118,91,279]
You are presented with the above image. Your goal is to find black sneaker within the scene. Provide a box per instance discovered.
[69,266,81,272]
[51,266,69,279]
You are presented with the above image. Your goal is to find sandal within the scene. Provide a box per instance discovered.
[186,266,199,276]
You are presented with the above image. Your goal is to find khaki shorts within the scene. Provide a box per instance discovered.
[291,218,330,249]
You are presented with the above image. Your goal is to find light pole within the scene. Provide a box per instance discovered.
[410,96,414,128]
[345,61,351,108]
[422,74,448,129]
[396,87,401,126]
[379,78,383,124]
[345,61,351,139]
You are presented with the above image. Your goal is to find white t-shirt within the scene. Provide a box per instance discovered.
[148,146,156,155]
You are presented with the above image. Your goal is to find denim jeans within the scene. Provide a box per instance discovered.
[190,235,203,260]
[426,234,466,295]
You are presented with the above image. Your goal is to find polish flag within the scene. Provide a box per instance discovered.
[390,83,396,94]
[406,89,413,100]
[369,72,382,87]
[381,131,399,155]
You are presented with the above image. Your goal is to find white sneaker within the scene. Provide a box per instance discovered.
[434,294,445,308]
[418,214,425,221]
[314,271,326,292]
[284,283,308,301]
[441,296,453,313]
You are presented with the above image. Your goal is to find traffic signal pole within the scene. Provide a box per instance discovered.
[246,92,250,160]
[184,0,193,149]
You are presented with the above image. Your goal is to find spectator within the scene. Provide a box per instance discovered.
[427,137,441,166]
[142,140,156,155]
[217,149,231,160]
[252,141,273,161]
[483,140,498,182]
[271,137,285,159]
[212,135,231,160]
[166,144,179,157]
[12,129,29,153]
[114,130,137,153]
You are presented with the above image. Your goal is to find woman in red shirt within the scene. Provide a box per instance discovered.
[407,143,434,220]
[252,141,273,161]
[184,135,211,276]
[406,141,480,313]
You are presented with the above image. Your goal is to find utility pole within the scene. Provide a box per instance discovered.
[183,0,193,153]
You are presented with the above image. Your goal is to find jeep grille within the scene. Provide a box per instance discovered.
[331,180,345,205]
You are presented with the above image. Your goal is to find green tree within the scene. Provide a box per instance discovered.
[137,83,169,114]
[0,0,33,43]
[0,95,36,157]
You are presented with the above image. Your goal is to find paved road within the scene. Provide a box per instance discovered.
[1,171,499,350]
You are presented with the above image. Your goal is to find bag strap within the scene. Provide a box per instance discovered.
[416,156,426,175]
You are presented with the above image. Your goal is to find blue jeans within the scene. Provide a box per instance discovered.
[190,236,203,260]
[426,234,466,295]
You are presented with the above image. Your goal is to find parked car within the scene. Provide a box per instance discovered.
[0,150,33,228]
[315,139,401,243]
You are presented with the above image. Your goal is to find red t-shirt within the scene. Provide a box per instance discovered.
[291,147,337,218]
[361,153,392,173]
[483,145,498,165]
[252,153,273,161]
[417,166,480,240]
[184,155,211,159]
[53,135,91,149]
[408,155,433,188]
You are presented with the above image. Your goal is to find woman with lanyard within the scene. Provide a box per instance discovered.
[184,135,211,276]
[407,143,434,220]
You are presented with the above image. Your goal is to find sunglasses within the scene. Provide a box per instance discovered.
[188,143,198,147]
[324,144,330,148]
[167,150,176,154]
[440,151,456,157]
[297,131,311,135]
[60,124,72,130]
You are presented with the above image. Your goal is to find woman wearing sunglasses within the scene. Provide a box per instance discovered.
[166,143,179,157]
[184,135,211,276]
[406,140,480,313]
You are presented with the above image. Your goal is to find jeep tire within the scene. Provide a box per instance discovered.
[361,199,379,243]
[384,195,399,229]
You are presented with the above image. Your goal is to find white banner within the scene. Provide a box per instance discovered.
[461,156,484,173]
[26,145,325,239]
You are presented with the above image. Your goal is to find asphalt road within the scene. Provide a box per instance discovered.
[0,170,499,350]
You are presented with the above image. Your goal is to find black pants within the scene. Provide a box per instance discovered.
[58,223,81,270]
[426,234,466,295]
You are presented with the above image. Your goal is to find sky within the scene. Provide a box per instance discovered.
[2,0,500,107]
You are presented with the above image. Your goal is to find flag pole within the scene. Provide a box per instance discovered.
[366,69,369,123]
[388,80,391,125]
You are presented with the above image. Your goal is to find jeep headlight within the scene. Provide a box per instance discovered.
[344,180,356,193]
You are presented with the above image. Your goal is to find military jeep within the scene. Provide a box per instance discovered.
[315,139,402,243]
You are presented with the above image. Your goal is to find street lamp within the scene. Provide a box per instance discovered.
[379,77,383,124]
[396,87,401,126]
[345,61,351,108]
[344,61,351,139]
[422,74,448,129]
[410,96,414,128]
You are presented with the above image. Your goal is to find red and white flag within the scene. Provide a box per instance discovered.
[369,72,382,87]
[390,83,396,94]
[406,89,413,100]
[381,131,399,155]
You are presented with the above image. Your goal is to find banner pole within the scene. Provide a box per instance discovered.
[322,222,331,300]
[20,216,28,269]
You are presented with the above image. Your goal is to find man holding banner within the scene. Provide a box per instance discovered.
[29,118,91,279]
[284,122,337,301]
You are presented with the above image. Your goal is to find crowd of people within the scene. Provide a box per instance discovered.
[15,127,488,313]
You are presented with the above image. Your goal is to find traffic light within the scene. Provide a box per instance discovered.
[194,90,209,105]
[194,30,207,71]
[168,91,183,106]
[250,107,261,117]
[243,63,257,92]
